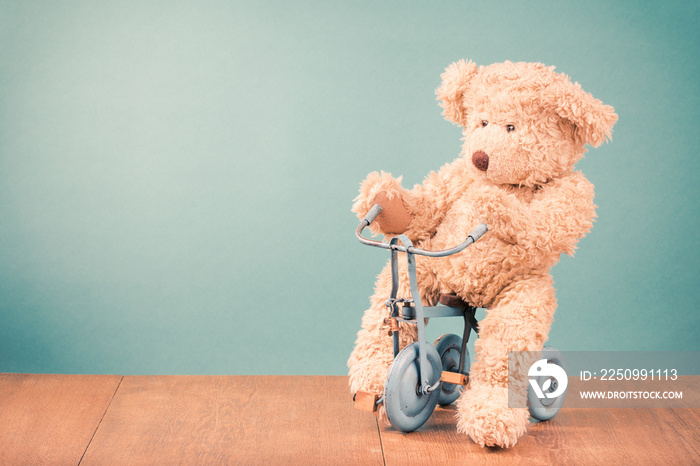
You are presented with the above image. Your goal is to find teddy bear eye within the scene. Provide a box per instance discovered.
[481,120,488,127]
[506,124,515,133]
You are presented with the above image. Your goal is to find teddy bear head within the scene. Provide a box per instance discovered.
[436,60,617,186]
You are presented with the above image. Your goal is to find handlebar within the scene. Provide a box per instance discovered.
[355,204,488,257]
[363,204,383,225]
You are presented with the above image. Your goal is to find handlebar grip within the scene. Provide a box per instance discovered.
[363,204,383,225]
[468,223,488,242]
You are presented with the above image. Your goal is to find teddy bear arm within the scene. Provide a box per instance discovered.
[401,186,444,240]
[352,159,465,240]
[486,174,594,252]
[400,166,462,241]
[527,173,596,255]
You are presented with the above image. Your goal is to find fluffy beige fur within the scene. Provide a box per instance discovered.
[348,59,617,448]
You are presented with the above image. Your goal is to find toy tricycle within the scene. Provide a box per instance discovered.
[353,204,568,432]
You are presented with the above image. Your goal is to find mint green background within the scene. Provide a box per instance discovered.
[1,1,698,375]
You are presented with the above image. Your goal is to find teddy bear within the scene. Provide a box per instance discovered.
[348,59,617,448]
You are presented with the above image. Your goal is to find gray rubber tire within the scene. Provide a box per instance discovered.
[528,346,568,421]
[384,342,442,432]
[433,333,470,406]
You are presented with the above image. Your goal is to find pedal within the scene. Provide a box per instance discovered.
[441,371,469,386]
[354,391,379,412]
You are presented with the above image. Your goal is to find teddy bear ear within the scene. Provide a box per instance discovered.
[435,59,479,127]
[546,79,618,148]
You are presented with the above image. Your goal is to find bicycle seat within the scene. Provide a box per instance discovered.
[439,293,471,308]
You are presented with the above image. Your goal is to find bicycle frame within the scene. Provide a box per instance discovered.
[356,205,487,395]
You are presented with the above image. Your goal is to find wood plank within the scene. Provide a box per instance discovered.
[0,373,122,466]
[379,401,700,465]
[81,375,383,465]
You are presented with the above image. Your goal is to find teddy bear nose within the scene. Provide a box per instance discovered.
[472,151,489,171]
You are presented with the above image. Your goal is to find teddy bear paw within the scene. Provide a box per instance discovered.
[455,385,530,448]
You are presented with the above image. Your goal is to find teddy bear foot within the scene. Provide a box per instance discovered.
[455,385,530,448]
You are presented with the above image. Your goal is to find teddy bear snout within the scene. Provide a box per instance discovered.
[472,150,489,172]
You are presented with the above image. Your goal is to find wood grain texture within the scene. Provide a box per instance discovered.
[1,374,697,465]
[80,375,383,465]
[0,373,122,466]
[379,402,700,465]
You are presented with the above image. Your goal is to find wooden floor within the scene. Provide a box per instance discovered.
[1,374,698,465]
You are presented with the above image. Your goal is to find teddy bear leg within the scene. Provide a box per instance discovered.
[455,275,557,448]
[348,258,438,412]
